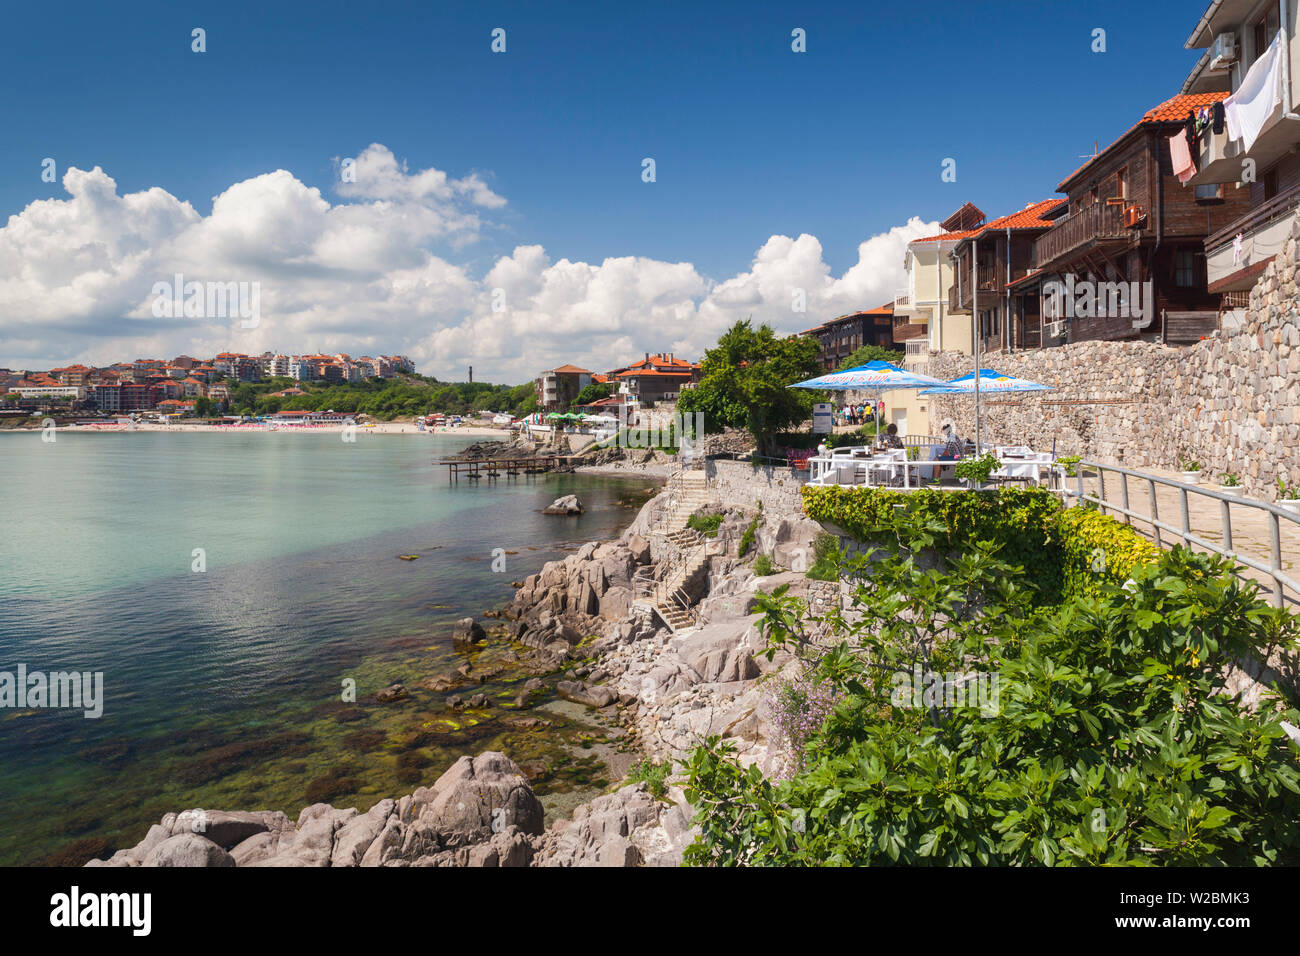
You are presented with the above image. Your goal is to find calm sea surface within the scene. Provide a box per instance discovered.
[0,431,656,865]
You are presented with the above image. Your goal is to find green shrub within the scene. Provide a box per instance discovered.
[954,453,1000,485]
[805,532,840,581]
[1051,506,1161,600]
[687,512,724,537]
[738,515,761,557]
[628,757,672,799]
[753,553,774,576]
[685,538,1300,867]
[802,485,1064,599]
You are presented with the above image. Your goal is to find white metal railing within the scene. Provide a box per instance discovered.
[1067,461,1300,608]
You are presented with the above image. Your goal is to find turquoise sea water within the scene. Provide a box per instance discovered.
[0,431,655,865]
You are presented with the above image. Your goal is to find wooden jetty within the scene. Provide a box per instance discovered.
[438,455,571,482]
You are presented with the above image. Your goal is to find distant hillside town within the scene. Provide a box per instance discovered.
[0,352,416,417]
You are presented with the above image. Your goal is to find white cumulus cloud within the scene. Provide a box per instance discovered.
[0,147,938,382]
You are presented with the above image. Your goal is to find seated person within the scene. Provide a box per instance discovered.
[880,423,904,449]
[936,422,963,461]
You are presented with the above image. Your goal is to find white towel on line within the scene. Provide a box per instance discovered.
[1225,31,1284,153]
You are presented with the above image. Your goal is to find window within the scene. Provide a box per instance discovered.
[1264,166,1280,202]
[1175,250,1199,288]
[1254,7,1280,64]
[1117,167,1128,200]
[1195,183,1224,203]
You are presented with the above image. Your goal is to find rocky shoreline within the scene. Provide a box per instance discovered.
[88,477,825,867]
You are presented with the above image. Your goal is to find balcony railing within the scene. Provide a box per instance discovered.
[1206,183,1300,254]
[1032,203,1130,269]
[894,289,912,311]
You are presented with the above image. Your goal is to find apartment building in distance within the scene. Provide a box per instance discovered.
[607,353,701,409]
[803,305,897,372]
[535,364,592,412]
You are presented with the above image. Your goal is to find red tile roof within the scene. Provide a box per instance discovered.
[616,368,694,378]
[1058,92,1228,191]
[910,228,982,245]
[549,364,591,374]
[982,199,1066,232]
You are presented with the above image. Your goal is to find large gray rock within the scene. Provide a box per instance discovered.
[557,680,618,708]
[452,617,487,646]
[142,833,236,868]
[330,800,394,867]
[673,616,761,684]
[166,809,290,849]
[543,495,584,515]
[533,783,693,867]
[411,752,545,849]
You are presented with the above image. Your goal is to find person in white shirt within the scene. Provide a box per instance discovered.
[938,421,963,460]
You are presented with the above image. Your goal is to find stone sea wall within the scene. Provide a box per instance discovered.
[704,459,805,515]
[910,221,1300,500]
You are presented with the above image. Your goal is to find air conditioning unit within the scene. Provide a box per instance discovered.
[1209,32,1238,72]
[1124,205,1146,228]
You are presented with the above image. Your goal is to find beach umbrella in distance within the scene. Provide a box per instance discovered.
[918,370,1056,395]
[919,370,1055,451]
[788,361,950,435]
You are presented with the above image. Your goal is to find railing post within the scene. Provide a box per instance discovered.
[1120,472,1131,525]
[1098,468,1107,516]
[1221,498,1234,554]
[1180,487,1191,546]
[1270,512,1284,609]
[1148,478,1162,549]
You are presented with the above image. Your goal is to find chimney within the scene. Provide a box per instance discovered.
[644,352,649,364]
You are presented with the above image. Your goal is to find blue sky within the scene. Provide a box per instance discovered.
[0,0,1210,378]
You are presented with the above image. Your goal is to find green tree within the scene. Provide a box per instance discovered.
[838,343,904,370]
[677,319,824,455]
[574,382,613,406]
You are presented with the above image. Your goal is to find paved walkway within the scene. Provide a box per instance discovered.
[1076,466,1300,608]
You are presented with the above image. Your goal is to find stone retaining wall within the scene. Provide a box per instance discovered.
[704,459,806,515]
[907,215,1300,501]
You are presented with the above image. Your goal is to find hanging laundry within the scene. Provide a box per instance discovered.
[1225,31,1284,152]
[1213,101,1226,135]
[1233,232,1244,266]
[1169,130,1197,184]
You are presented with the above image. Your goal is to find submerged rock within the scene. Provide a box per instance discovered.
[557,680,618,708]
[542,495,584,515]
[452,617,487,646]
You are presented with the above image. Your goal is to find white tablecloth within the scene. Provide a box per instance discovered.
[992,454,1054,479]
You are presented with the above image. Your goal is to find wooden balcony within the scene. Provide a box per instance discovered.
[892,315,926,342]
[949,262,1000,312]
[1032,203,1131,270]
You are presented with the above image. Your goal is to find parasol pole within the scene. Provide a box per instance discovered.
[972,238,982,453]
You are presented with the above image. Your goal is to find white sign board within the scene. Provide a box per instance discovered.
[812,403,834,435]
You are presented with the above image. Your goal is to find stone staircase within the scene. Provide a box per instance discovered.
[651,541,713,632]
[643,472,713,633]
[659,473,710,532]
